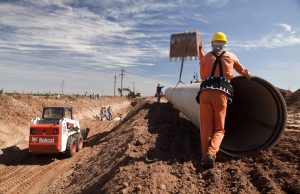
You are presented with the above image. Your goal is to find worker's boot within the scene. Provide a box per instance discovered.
[203,154,214,169]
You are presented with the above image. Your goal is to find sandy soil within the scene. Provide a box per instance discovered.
[0,93,299,194]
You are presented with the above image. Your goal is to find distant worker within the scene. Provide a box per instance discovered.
[197,32,252,169]
[99,107,104,120]
[191,72,199,83]
[100,106,108,121]
[107,105,113,120]
[156,82,164,103]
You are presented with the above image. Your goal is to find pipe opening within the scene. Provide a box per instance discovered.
[222,76,287,156]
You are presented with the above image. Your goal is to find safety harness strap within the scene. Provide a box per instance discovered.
[210,51,226,77]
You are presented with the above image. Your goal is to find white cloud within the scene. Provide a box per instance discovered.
[193,13,209,24]
[205,0,231,6]
[0,1,184,69]
[230,23,300,50]
[276,23,292,32]
[0,1,159,70]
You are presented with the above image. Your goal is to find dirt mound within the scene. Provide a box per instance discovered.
[277,87,300,109]
[42,98,300,194]
[277,88,293,100]
[286,88,300,108]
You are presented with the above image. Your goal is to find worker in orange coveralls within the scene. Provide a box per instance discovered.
[198,32,252,169]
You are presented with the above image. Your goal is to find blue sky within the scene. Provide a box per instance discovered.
[0,0,299,96]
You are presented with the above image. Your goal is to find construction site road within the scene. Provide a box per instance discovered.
[0,95,299,194]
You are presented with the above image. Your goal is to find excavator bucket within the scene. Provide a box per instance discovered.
[169,31,201,60]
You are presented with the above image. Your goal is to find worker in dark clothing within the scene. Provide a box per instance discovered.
[100,106,108,121]
[107,105,113,120]
[156,82,164,103]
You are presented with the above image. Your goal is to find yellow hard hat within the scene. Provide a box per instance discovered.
[211,32,227,42]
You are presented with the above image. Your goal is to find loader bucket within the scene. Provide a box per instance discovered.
[80,128,90,140]
[169,31,201,60]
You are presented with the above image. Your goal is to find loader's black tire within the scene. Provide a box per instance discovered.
[65,136,77,157]
[76,133,83,152]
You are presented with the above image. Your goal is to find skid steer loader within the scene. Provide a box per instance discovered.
[29,106,90,157]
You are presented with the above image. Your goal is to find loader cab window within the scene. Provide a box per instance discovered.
[64,108,72,119]
[43,108,63,119]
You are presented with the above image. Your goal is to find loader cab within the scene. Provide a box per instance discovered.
[42,106,73,120]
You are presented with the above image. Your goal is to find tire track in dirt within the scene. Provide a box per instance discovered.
[0,154,63,194]
[0,166,24,178]
[14,160,64,194]
[0,165,32,183]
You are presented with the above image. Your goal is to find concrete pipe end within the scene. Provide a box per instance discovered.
[221,76,287,157]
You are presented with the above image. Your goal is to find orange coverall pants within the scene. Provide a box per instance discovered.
[199,89,228,161]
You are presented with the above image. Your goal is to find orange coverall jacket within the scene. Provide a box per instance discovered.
[198,47,250,161]
[199,48,249,80]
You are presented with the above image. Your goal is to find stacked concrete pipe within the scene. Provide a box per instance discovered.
[165,76,287,157]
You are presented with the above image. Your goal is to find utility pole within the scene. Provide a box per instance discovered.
[133,82,135,93]
[61,80,65,95]
[119,69,125,97]
[113,73,117,97]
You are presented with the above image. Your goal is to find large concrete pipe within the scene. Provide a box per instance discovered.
[165,76,287,157]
